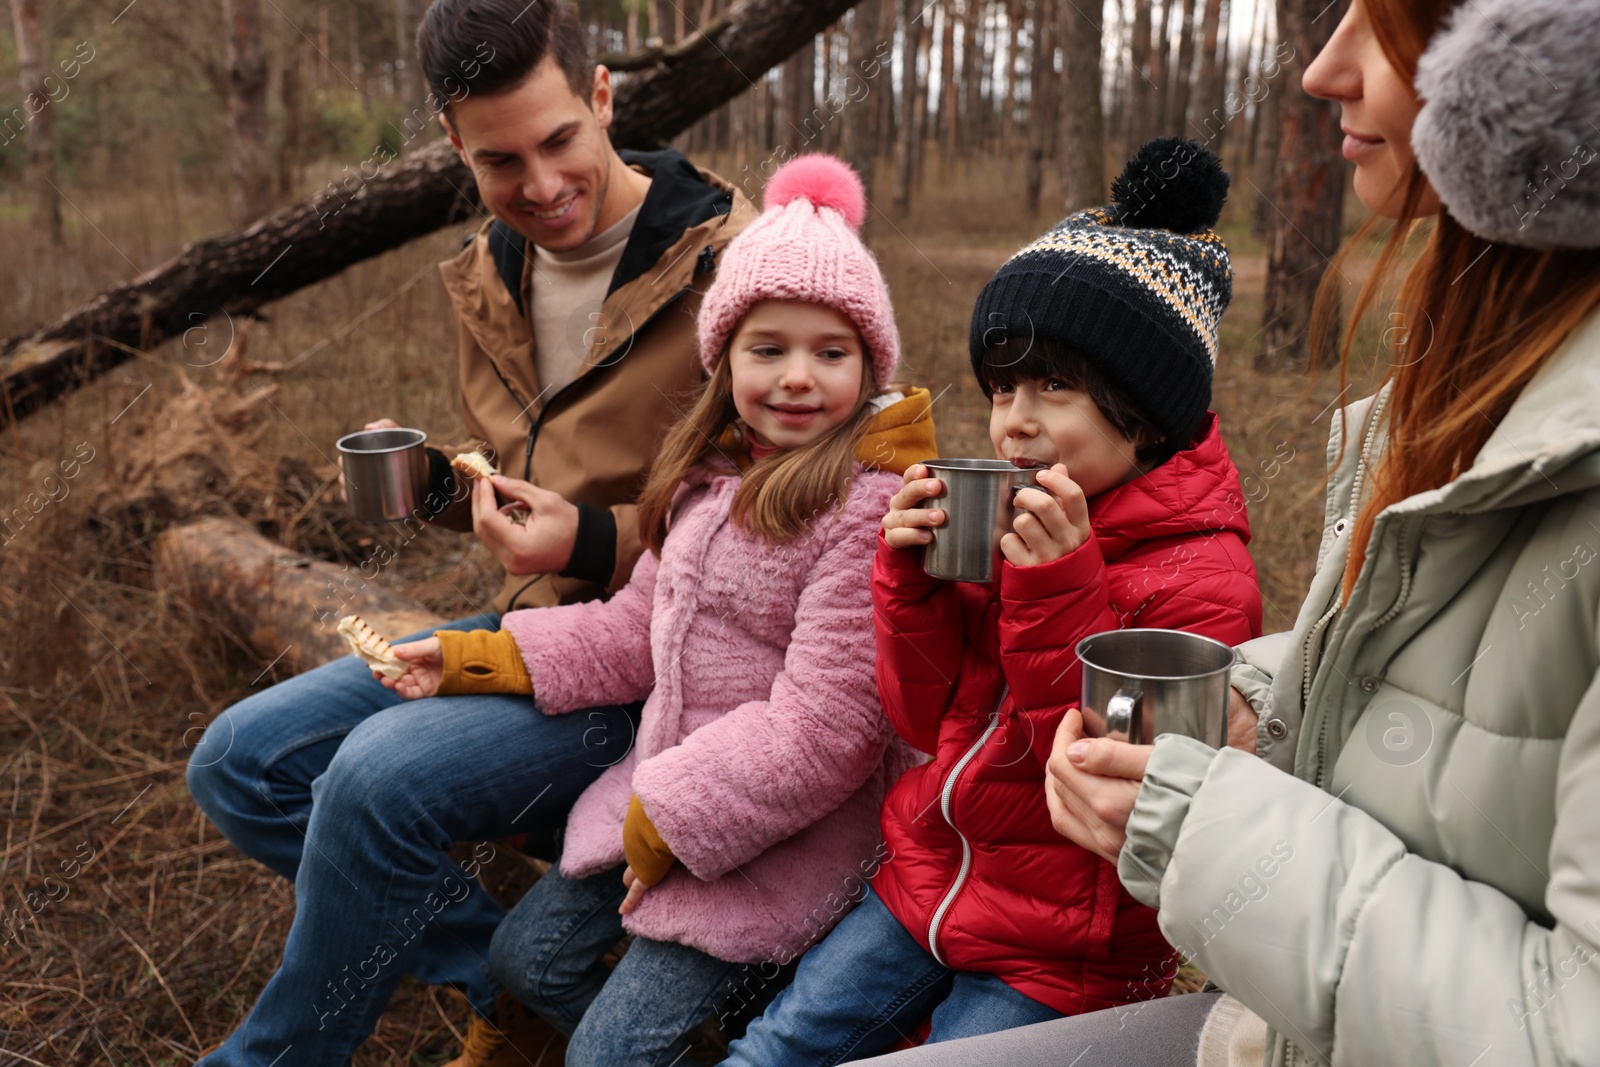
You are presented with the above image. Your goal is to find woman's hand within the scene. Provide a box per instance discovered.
[1002,464,1091,567]
[1044,708,1153,864]
[619,865,650,916]
[1226,686,1259,754]
[882,463,946,549]
[379,637,443,700]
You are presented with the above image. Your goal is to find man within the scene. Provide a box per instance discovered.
[186,1,753,1063]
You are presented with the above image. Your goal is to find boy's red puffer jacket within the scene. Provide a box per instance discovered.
[870,412,1263,1016]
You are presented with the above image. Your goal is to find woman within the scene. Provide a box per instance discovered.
[861,0,1600,1064]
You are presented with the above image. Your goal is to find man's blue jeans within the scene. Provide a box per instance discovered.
[722,887,1061,1065]
[186,613,640,1067]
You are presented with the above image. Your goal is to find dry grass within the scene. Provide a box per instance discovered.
[0,151,1384,1065]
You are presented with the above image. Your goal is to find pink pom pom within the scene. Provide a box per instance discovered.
[764,154,867,231]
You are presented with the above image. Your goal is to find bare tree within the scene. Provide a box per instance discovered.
[1024,0,1053,214]
[395,0,421,104]
[780,35,816,153]
[893,0,924,212]
[7,0,60,242]
[224,0,271,223]
[1002,0,1022,148]
[1168,0,1199,142]
[1057,0,1105,210]
[839,0,883,191]
[1127,0,1154,149]
[939,1,958,164]
[1257,0,1347,371]
[1192,0,1225,143]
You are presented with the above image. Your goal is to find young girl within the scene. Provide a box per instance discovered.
[381,155,934,1066]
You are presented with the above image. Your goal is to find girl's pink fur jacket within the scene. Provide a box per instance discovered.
[502,464,920,964]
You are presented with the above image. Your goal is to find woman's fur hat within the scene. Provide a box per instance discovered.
[1413,0,1600,248]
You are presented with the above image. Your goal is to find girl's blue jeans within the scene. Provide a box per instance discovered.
[490,861,745,1066]
[186,613,640,1067]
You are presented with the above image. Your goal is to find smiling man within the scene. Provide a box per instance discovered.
[184,2,753,1065]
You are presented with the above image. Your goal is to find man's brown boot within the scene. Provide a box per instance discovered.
[442,991,560,1067]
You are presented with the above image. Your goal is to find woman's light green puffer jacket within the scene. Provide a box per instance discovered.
[1119,311,1600,1067]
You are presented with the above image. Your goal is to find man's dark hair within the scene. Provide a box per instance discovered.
[417,0,592,110]
[977,336,1176,466]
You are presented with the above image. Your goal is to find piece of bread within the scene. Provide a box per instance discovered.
[337,615,407,680]
[450,451,498,480]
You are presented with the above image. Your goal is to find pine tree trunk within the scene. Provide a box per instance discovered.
[893,0,921,212]
[1002,0,1021,149]
[876,0,896,148]
[781,35,816,153]
[395,0,421,105]
[1057,0,1105,211]
[1193,0,1225,143]
[1149,0,1174,135]
[8,0,60,243]
[840,0,884,191]
[1257,0,1347,371]
[961,0,982,155]
[1024,0,1052,214]
[1127,0,1153,150]
[276,39,307,198]
[225,0,272,224]
[939,1,958,165]
[1169,0,1199,142]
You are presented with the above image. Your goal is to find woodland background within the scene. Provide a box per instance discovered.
[0,0,1392,1062]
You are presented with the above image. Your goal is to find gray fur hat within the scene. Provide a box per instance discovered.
[1412,0,1600,249]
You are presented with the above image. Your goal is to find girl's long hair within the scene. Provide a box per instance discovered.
[636,353,879,554]
[1324,0,1600,601]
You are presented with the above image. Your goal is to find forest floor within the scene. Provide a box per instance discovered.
[0,151,1387,1065]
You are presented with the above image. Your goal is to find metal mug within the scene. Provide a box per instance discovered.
[919,459,1040,583]
[336,427,431,522]
[1076,628,1236,747]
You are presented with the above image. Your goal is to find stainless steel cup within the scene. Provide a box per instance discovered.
[336,427,430,522]
[1077,628,1236,746]
[920,459,1040,583]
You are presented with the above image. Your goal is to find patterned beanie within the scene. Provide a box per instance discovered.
[969,137,1232,446]
[698,154,901,388]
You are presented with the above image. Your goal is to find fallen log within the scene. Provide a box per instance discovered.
[154,516,444,673]
[0,0,866,430]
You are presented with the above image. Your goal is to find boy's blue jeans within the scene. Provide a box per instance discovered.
[186,613,641,1067]
[722,886,1061,1065]
[490,861,743,1067]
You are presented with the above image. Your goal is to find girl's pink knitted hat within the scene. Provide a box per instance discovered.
[697,155,900,387]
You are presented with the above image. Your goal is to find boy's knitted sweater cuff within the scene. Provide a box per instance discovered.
[435,629,534,696]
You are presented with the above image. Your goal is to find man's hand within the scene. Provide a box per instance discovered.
[378,637,442,700]
[882,463,946,549]
[620,865,650,916]
[471,474,581,576]
[1002,464,1091,567]
[1044,708,1152,864]
[338,418,401,504]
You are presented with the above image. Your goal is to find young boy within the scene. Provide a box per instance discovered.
[721,138,1264,1061]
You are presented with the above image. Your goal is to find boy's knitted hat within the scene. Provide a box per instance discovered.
[969,138,1232,446]
[698,155,900,387]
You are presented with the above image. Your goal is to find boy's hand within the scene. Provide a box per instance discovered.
[882,463,947,550]
[1002,464,1091,567]
[378,637,443,700]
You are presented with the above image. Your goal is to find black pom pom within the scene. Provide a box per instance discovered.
[1110,137,1230,233]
